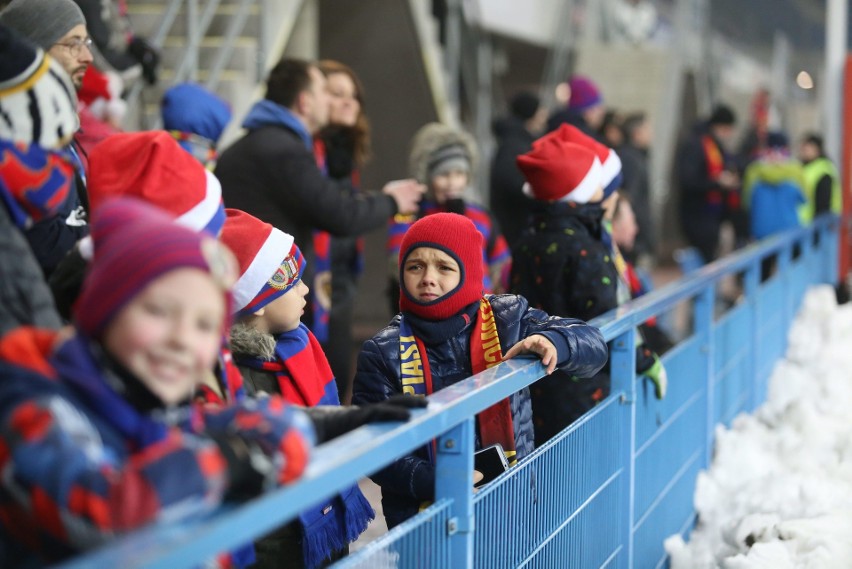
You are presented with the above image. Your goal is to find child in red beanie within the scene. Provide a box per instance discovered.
[353,212,608,528]
[0,198,316,568]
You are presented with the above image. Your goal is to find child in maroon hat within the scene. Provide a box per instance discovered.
[0,198,315,568]
[353,212,608,529]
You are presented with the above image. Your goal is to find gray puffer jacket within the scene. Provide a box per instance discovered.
[0,206,62,336]
[353,294,608,528]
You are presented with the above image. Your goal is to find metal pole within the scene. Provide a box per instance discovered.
[824,0,848,162]
[445,0,462,123]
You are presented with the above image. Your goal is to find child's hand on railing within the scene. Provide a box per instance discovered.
[504,334,559,374]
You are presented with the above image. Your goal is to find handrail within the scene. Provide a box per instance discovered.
[57,215,839,568]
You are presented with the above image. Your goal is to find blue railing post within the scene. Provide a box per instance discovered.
[694,286,715,468]
[435,417,475,567]
[777,243,793,338]
[825,217,840,284]
[610,328,636,569]
[744,260,760,412]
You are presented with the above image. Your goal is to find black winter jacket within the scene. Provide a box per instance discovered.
[352,294,607,527]
[0,206,62,336]
[510,201,619,323]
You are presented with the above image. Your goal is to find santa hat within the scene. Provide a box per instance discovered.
[79,67,126,124]
[87,131,226,236]
[74,198,237,339]
[399,212,484,320]
[548,124,622,198]
[0,25,78,149]
[517,135,602,204]
[219,208,306,316]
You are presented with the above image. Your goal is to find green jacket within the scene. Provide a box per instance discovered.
[800,157,842,223]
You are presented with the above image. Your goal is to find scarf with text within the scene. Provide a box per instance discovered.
[235,323,373,568]
[399,296,516,465]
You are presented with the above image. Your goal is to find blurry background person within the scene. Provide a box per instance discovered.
[798,133,841,224]
[547,75,607,138]
[676,104,740,264]
[489,90,547,248]
[618,112,654,264]
[312,59,372,403]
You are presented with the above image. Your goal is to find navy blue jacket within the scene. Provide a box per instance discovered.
[352,294,607,527]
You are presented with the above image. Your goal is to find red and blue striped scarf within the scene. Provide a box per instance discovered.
[236,323,374,567]
[399,297,517,465]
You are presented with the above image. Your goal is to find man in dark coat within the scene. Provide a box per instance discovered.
[489,91,546,247]
[215,58,423,330]
[676,104,740,264]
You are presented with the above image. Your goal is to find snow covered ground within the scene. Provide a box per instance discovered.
[665,285,852,568]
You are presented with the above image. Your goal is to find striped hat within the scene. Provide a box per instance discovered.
[74,198,237,339]
[549,124,622,198]
[517,135,602,204]
[0,25,78,149]
[219,208,305,316]
[87,131,226,236]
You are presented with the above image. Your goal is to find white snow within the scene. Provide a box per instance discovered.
[665,285,852,569]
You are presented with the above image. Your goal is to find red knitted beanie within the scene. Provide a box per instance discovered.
[398,213,484,320]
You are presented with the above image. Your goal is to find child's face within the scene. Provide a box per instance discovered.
[403,247,461,303]
[430,168,468,204]
[261,279,309,333]
[611,200,638,252]
[104,268,225,405]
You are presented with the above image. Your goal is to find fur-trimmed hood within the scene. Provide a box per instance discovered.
[229,321,276,361]
[409,122,479,185]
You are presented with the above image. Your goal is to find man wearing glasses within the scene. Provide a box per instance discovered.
[0,0,91,277]
[0,0,93,89]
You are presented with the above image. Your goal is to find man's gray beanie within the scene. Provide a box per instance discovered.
[0,0,86,51]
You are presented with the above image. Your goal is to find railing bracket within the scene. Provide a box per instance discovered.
[447,517,458,535]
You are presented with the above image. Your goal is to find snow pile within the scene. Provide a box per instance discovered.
[665,285,852,568]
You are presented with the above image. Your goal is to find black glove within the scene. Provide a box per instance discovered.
[210,433,274,501]
[128,36,160,85]
[305,395,428,443]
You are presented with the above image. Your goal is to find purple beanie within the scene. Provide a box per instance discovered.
[567,76,603,112]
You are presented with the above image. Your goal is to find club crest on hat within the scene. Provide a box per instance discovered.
[269,255,300,290]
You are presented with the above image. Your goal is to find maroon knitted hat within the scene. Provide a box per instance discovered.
[398,212,484,320]
[74,198,237,338]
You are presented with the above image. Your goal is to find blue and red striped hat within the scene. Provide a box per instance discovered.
[74,198,237,339]
[219,208,305,316]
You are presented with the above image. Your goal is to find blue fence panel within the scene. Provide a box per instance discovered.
[472,397,625,569]
[58,217,839,569]
[712,304,752,426]
[334,500,453,569]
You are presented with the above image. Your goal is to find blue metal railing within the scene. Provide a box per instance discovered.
[59,216,839,569]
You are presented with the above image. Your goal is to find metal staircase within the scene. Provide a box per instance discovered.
[123,0,308,142]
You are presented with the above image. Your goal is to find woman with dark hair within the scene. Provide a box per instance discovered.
[312,60,372,404]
